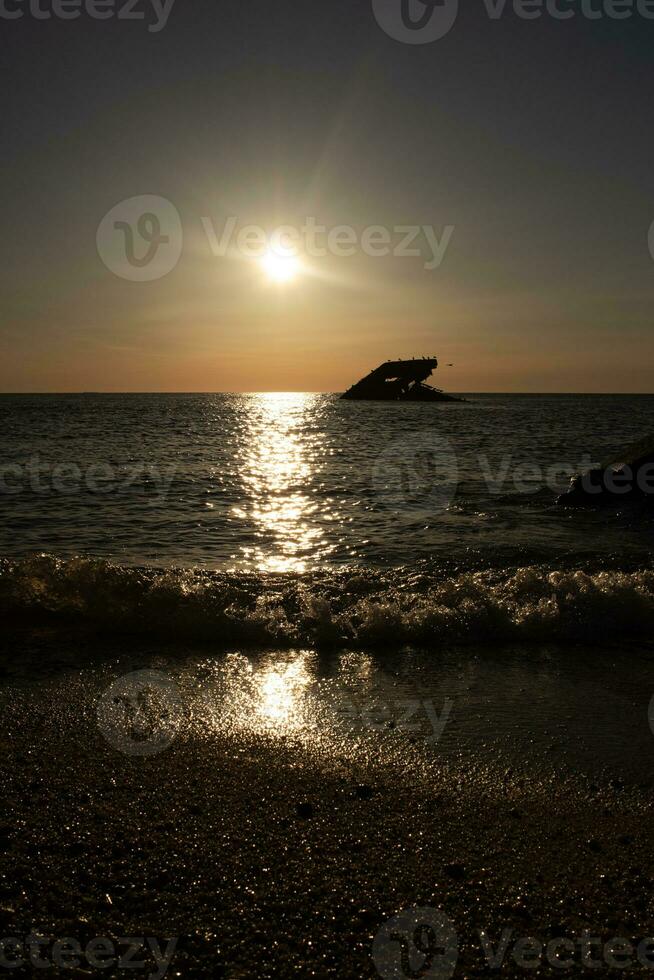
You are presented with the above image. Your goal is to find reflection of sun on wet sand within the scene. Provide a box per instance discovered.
[3,629,654,976]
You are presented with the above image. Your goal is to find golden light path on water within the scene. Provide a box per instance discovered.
[232,392,336,572]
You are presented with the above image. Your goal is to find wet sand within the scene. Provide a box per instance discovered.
[2,628,654,977]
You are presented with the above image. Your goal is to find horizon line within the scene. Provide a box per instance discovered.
[1,390,654,397]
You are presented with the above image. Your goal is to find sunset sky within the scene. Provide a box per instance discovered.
[2,1,653,392]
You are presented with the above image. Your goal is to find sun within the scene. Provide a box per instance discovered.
[260,249,300,283]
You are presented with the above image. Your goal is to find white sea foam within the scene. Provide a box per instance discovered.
[2,555,654,649]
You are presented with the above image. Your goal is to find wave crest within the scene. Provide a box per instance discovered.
[1,555,653,648]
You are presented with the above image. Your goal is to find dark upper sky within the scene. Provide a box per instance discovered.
[1,0,653,391]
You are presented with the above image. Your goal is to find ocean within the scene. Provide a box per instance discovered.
[4,392,654,972]
[2,391,654,649]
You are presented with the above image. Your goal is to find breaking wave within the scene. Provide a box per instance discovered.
[2,554,654,650]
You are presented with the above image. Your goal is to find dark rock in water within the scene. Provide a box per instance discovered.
[557,434,654,507]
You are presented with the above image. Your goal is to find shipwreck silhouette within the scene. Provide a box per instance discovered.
[341,357,463,402]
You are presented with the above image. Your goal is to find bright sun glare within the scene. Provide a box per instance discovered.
[260,249,300,283]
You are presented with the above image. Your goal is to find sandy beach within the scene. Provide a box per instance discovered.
[2,627,654,977]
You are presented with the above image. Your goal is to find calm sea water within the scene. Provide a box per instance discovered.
[1,392,653,570]
[2,393,654,647]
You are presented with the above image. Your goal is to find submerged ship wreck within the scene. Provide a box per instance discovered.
[341,357,463,402]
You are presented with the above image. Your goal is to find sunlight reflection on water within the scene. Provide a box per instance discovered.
[234,393,335,572]
[3,392,654,569]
